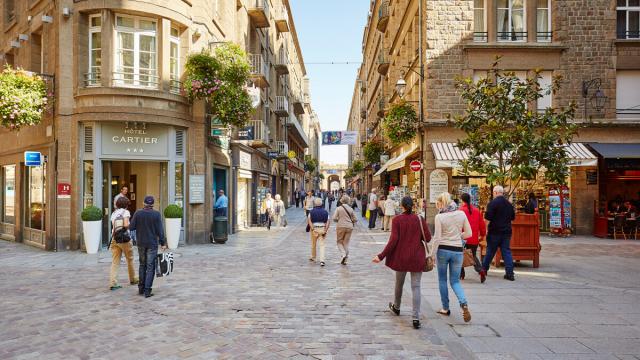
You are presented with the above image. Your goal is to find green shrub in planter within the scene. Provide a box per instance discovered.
[164,204,183,219]
[81,206,102,222]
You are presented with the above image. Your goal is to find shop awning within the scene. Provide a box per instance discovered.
[387,146,419,172]
[587,143,640,159]
[373,157,394,177]
[431,142,598,168]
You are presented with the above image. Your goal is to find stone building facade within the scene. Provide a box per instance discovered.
[350,0,640,235]
[0,0,320,250]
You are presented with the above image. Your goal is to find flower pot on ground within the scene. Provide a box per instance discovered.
[81,206,102,254]
[164,205,183,250]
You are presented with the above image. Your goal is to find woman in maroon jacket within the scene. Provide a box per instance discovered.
[373,196,431,329]
[459,193,486,281]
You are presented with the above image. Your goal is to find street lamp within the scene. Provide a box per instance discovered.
[395,77,407,98]
[582,78,607,120]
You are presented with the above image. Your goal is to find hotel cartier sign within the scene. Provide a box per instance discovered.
[101,123,169,157]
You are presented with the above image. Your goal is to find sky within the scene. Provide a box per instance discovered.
[288,0,370,166]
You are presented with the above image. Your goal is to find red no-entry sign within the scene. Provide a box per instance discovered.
[410,160,423,172]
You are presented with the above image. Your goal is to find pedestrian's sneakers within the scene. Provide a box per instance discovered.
[109,284,122,291]
[412,320,421,329]
[320,261,325,267]
[504,273,515,281]
[340,256,348,265]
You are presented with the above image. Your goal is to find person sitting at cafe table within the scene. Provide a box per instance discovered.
[609,201,622,214]
[623,201,637,216]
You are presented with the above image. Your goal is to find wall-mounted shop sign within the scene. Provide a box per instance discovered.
[102,123,169,157]
[429,169,449,204]
[24,151,43,166]
[189,175,205,204]
[238,126,254,140]
[57,183,71,199]
[239,151,252,170]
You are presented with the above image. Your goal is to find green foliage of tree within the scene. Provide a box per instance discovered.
[352,159,364,173]
[304,155,318,173]
[450,59,578,198]
[383,100,419,146]
[363,141,385,165]
[0,67,49,130]
[184,44,253,127]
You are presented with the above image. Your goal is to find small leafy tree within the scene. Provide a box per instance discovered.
[304,155,318,173]
[383,101,419,146]
[362,140,384,165]
[450,60,577,198]
[352,159,364,173]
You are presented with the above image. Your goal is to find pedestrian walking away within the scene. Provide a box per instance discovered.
[129,196,167,298]
[481,185,517,282]
[372,196,431,329]
[109,196,138,290]
[383,196,397,232]
[459,193,486,281]
[360,193,368,218]
[262,193,275,230]
[308,198,330,266]
[294,188,301,208]
[304,190,315,217]
[273,194,286,227]
[368,188,379,229]
[328,192,335,211]
[432,192,473,323]
[332,195,357,265]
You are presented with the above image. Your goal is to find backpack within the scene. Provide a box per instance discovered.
[112,211,131,244]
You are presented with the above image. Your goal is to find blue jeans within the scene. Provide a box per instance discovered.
[437,249,467,310]
[482,233,514,276]
[368,209,378,229]
[138,246,158,294]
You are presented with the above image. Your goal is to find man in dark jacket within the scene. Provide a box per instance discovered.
[480,185,516,282]
[130,196,166,298]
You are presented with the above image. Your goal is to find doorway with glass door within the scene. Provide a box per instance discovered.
[102,160,167,247]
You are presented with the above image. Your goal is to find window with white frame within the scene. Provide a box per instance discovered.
[537,71,552,112]
[170,27,180,94]
[617,0,640,39]
[497,0,526,42]
[616,70,640,119]
[114,15,158,88]
[536,0,552,42]
[473,0,487,42]
[87,15,101,86]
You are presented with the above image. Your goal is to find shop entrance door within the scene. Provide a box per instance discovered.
[102,161,167,247]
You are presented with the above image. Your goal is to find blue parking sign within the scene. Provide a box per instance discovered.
[24,151,43,166]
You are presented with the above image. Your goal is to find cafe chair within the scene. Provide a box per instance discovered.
[613,215,627,240]
[628,218,639,240]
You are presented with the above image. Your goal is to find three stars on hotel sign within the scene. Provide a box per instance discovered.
[126,148,144,153]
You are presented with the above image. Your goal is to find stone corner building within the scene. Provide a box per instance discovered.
[350,0,640,236]
[0,0,320,251]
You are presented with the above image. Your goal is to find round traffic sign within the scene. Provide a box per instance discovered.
[409,160,423,172]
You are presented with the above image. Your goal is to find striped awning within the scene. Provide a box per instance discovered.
[431,142,598,168]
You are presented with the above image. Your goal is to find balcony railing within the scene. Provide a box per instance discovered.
[84,71,101,87]
[248,0,270,28]
[112,69,159,88]
[537,31,552,42]
[249,54,269,88]
[377,51,390,75]
[276,140,289,157]
[274,47,289,75]
[377,0,390,33]
[473,32,488,43]
[170,76,182,95]
[275,96,289,117]
[275,5,290,32]
[497,31,527,42]
[617,31,640,40]
[247,119,269,147]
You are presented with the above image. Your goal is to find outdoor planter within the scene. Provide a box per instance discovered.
[164,205,183,250]
[81,206,102,254]
[494,213,541,268]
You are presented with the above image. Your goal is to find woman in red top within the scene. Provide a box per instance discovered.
[459,193,486,281]
[373,196,431,329]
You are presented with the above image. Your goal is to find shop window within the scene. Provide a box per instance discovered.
[536,0,552,42]
[114,15,158,88]
[25,164,46,231]
[2,165,15,224]
[473,0,487,42]
[87,15,102,86]
[83,161,94,208]
[169,27,181,94]
[616,70,640,120]
[537,71,552,112]
[497,0,526,42]
[175,163,184,208]
[617,0,640,39]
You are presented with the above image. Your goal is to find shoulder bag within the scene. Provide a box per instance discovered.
[417,215,434,272]
[342,205,357,225]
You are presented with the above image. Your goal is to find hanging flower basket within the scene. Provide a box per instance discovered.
[363,141,384,165]
[0,67,49,131]
[383,101,419,146]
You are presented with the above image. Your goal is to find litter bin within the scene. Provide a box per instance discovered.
[213,216,228,243]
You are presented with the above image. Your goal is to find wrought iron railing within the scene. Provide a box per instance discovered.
[473,32,488,42]
[112,69,159,88]
[84,71,101,87]
[378,0,389,22]
[276,140,288,156]
[251,119,268,142]
[537,31,553,42]
[497,31,527,42]
[169,77,182,95]
[617,31,640,39]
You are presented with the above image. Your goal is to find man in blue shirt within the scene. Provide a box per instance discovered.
[214,189,228,217]
[129,196,166,298]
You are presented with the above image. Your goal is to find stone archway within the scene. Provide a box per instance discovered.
[327,175,340,192]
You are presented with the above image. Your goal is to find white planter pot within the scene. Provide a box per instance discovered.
[82,220,102,254]
[165,218,182,250]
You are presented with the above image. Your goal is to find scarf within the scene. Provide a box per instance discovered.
[438,201,458,214]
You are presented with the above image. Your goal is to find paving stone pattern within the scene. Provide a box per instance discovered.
[1,205,640,359]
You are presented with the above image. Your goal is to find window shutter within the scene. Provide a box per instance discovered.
[84,125,93,153]
[176,129,184,156]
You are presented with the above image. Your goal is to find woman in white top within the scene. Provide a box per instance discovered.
[109,196,137,290]
[273,194,286,227]
[383,196,397,232]
[332,195,357,265]
[433,192,473,322]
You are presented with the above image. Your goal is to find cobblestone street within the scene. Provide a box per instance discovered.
[1,207,640,359]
